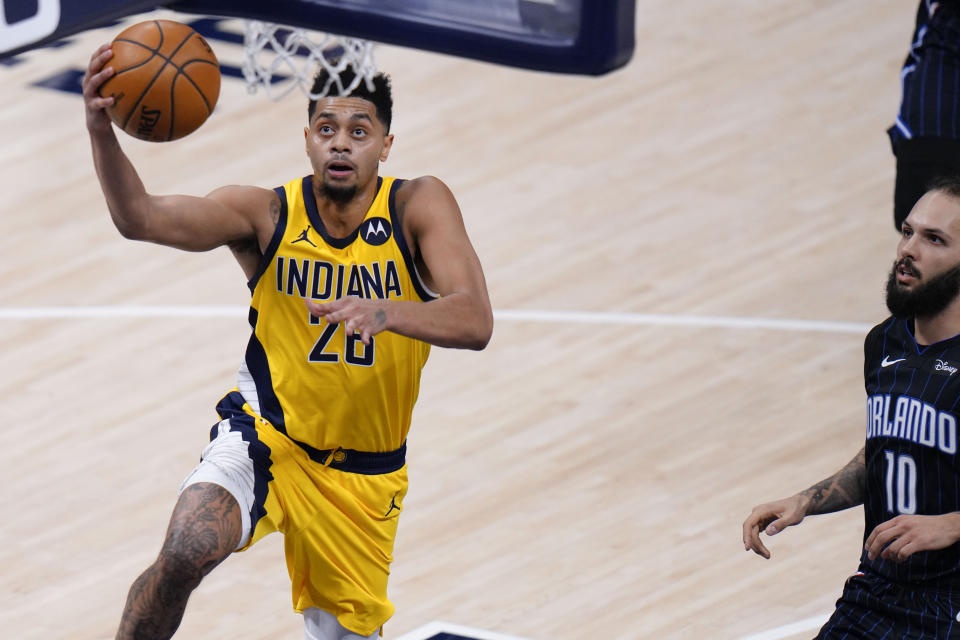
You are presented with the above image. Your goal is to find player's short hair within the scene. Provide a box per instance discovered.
[307,64,393,133]
[927,174,960,200]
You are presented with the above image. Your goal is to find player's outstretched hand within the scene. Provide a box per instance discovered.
[306,297,387,345]
[82,44,116,133]
[864,513,960,563]
[742,494,811,559]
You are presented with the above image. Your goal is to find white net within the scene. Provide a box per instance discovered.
[242,21,377,101]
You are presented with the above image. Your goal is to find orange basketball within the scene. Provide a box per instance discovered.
[99,19,220,142]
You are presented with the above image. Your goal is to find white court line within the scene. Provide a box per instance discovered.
[737,613,831,640]
[394,620,532,640]
[0,306,873,334]
[0,305,248,318]
[494,309,871,334]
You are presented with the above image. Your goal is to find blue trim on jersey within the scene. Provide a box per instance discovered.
[388,179,437,302]
[213,390,274,536]
[301,175,384,249]
[243,307,287,432]
[904,316,960,353]
[247,186,288,295]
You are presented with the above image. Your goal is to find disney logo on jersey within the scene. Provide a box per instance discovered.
[360,217,392,246]
[935,359,958,376]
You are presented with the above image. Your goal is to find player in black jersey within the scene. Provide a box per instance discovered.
[890,1,960,230]
[744,175,960,637]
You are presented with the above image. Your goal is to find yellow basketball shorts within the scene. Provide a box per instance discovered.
[182,390,408,637]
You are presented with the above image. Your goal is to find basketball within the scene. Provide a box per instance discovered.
[98,20,220,142]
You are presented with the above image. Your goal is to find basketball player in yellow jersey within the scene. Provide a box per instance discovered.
[82,43,493,640]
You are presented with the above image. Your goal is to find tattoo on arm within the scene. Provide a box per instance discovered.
[270,194,281,225]
[801,446,866,515]
[394,187,416,257]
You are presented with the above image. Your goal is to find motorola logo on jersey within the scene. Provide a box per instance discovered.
[360,217,392,246]
[866,393,957,455]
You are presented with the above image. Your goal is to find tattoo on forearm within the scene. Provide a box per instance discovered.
[801,446,866,515]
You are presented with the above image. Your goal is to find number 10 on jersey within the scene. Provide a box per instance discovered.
[884,450,917,515]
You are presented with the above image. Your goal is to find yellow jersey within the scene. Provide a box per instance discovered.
[235,175,434,453]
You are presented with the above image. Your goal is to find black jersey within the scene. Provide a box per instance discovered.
[889,1,960,144]
[861,317,960,588]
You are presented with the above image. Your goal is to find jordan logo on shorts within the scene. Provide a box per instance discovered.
[384,493,401,517]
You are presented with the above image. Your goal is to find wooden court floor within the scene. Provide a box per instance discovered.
[0,2,917,638]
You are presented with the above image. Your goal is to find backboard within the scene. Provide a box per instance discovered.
[0,0,634,75]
